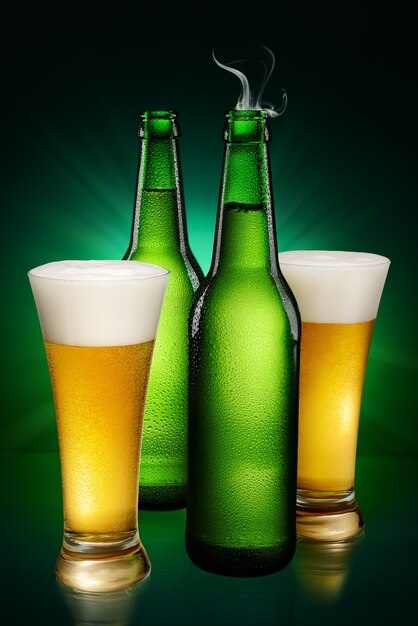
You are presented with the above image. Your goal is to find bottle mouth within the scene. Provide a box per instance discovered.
[139,111,179,138]
[224,110,269,142]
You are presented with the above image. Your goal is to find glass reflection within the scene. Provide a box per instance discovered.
[58,577,146,626]
[295,531,365,603]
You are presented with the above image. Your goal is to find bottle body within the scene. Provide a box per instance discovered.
[186,111,299,575]
[126,112,203,508]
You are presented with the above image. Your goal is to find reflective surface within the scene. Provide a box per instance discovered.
[57,582,146,626]
[1,453,417,625]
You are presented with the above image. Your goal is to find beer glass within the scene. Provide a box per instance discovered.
[279,251,390,539]
[28,260,169,591]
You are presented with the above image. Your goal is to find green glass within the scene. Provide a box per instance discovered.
[125,111,203,508]
[186,110,300,576]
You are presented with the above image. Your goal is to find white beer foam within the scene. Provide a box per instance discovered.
[28,261,169,346]
[279,251,390,323]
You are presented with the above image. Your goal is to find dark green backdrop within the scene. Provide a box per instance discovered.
[2,10,417,458]
[1,9,418,626]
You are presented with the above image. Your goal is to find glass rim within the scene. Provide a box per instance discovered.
[28,260,170,284]
[279,250,391,269]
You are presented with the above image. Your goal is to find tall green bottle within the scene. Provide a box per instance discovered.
[125,111,203,509]
[186,110,300,575]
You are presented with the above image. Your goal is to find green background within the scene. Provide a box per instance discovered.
[1,6,417,626]
[2,11,416,456]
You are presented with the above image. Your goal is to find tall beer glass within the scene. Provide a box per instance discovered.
[279,251,390,539]
[28,260,169,591]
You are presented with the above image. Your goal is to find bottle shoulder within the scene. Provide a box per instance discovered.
[189,278,300,354]
[192,269,292,303]
[128,248,203,290]
[190,270,300,335]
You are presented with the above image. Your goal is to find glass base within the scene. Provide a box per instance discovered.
[297,487,355,510]
[139,484,187,510]
[63,529,141,559]
[56,532,150,592]
[296,489,364,541]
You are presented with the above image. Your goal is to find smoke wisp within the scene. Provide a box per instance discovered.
[212,46,287,118]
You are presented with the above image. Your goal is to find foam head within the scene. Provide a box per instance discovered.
[278,251,390,323]
[28,260,169,346]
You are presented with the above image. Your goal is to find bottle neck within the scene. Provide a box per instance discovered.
[127,134,185,256]
[139,137,178,191]
[212,114,279,274]
[138,111,179,191]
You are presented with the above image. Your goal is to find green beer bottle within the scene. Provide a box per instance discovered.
[186,110,300,575]
[125,111,203,508]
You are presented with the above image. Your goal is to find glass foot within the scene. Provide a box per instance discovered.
[56,541,151,593]
[296,502,364,542]
[297,488,356,510]
[63,529,141,559]
[296,489,364,541]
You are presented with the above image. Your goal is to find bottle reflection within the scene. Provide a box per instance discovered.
[58,578,146,626]
[295,530,365,603]
[138,510,295,624]
[184,570,295,625]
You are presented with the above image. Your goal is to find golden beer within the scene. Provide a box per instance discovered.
[298,320,374,493]
[279,250,390,537]
[29,260,168,591]
[46,340,154,535]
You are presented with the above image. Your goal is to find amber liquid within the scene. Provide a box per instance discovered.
[46,340,154,534]
[297,321,375,493]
